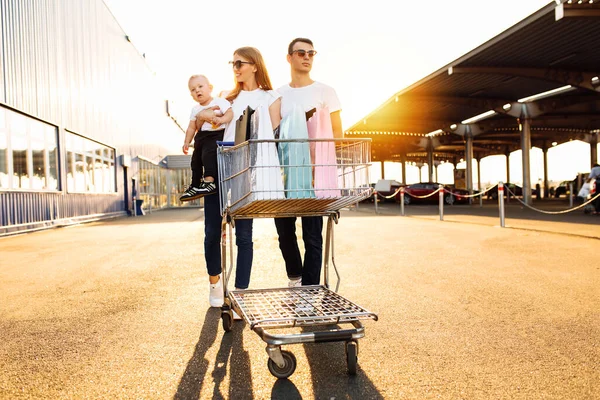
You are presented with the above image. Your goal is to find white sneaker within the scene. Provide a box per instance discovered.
[209,275,224,307]
[288,277,302,288]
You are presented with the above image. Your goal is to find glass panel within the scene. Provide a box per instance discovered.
[12,149,28,189]
[86,155,95,191]
[48,144,58,190]
[93,157,103,193]
[75,153,85,192]
[31,148,45,189]
[67,151,75,192]
[0,127,7,189]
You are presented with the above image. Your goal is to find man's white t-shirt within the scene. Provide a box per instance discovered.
[189,97,231,131]
[277,81,341,119]
[223,89,281,142]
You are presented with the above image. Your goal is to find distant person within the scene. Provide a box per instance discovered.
[180,75,233,202]
[274,37,342,287]
[199,47,281,313]
[589,163,600,214]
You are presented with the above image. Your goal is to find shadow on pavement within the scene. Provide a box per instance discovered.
[270,379,302,399]
[174,309,252,399]
[301,326,384,400]
[174,308,220,399]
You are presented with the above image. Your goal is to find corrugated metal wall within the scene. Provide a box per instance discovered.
[0,0,184,235]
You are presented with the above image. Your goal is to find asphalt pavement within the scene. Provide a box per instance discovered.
[0,206,598,399]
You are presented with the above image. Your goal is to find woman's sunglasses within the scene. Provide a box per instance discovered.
[291,50,317,58]
[229,60,254,70]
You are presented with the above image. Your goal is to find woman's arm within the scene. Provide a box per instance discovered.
[269,98,282,130]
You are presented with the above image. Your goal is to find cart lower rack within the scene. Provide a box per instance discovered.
[217,138,378,378]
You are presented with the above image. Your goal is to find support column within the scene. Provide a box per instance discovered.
[400,152,407,185]
[435,163,439,183]
[418,165,423,182]
[380,160,385,180]
[591,133,598,167]
[427,138,434,183]
[465,133,474,194]
[505,148,511,184]
[521,119,532,205]
[542,144,549,199]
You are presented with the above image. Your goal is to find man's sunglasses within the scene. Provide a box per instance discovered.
[229,60,254,70]
[291,50,317,58]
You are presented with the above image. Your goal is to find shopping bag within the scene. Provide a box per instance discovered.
[306,106,341,198]
[234,106,255,145]
[278,105,315,199]
[578,182,590,198]
[251,104,285,200]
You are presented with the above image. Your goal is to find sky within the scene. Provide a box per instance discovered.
[103,0,597,186]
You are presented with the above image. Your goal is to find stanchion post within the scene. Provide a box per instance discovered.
[400,187,405,216]
[479,192,483,207]
[498,181,505,227]
[569,182,574,208]
[374,190,379,214]
[439,184,444,221]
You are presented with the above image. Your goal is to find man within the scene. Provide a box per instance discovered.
[275,37,343,287]
[589,163,600,214]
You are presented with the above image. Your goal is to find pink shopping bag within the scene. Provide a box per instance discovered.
[306,106,340,198]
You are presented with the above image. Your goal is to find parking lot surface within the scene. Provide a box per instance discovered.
[0,207,598,399]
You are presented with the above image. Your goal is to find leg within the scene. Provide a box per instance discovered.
[274,217,302,280]
[191,133,204,187]
[234,219,253,289]
[204,190,222,277]
[300,216,323,285]
[201,131,222,183]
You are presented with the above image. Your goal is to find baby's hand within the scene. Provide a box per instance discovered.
[212,116,223,126]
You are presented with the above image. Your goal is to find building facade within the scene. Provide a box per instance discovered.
[0,0,192,235]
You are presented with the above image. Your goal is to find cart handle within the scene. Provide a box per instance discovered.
[216,141,235,147]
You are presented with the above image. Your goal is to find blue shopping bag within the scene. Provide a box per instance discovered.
[278,105,315,199]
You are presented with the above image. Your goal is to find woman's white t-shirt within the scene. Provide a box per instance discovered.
[223,88,281,142]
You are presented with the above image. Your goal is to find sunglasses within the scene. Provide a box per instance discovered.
[229,60,254,70]
[291,49,317,58]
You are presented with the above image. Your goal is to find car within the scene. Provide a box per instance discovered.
[402,182,469,205]
[486,182,537,200]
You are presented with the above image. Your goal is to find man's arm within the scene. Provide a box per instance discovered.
[330,110,343,138]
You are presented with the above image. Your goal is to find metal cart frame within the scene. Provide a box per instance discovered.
[216,138,378,379]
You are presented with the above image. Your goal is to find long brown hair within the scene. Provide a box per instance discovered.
[226,47,273,103]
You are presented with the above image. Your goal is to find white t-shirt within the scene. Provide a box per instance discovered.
[277,81,341,119]
[189,97,231,131]
[223,89,281,142]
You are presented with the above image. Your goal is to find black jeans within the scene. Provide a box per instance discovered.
[274,216,323,285]
[191,129,224,187]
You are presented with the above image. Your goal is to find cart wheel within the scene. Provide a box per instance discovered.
[345,341,358,375]
[267,350,296,379]
[222,312,233,332]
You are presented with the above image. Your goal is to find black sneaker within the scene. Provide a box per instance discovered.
[196,181,217,196]
[179,186,204,202]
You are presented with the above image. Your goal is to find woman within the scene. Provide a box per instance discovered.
[202,47,281,308]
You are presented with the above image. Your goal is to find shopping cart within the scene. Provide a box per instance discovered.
[216,138,378,379]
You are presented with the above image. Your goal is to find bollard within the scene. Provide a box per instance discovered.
[498,181,505,227]
[400,187,405,216]
[479,192,483,207]
[439,184,444,221]
[374,190,379,214]
[569,182,574,208]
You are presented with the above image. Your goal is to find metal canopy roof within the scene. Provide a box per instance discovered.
[347,0,600,164]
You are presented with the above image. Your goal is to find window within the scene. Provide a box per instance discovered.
[65,131,116,193]
[0,106,59,191]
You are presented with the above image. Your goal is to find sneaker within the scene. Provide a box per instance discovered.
[196,181,217,196]
[288,277,302,288]
[180,185,205,202]
[209,276,224,307]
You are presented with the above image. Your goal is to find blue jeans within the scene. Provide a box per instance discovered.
[204,192,254,289]
[274,216,323,285]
